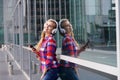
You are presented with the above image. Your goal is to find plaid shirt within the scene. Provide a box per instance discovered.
[60,34,78,68]
[39,35,59,72]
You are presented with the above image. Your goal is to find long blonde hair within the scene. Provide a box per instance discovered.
[35,31,45,51]
[35,19,58,51]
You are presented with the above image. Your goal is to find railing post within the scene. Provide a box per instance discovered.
[5,54,9,62]
[8,61,14,75]
[29,51,32,80]
[36,63,40,74]
[31,61,37,74]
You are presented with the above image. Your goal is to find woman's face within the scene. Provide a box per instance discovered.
[62,20,72,34]
[43,20,56,34]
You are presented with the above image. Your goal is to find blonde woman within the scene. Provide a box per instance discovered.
[31,19,60,80]
[58,19,86,80]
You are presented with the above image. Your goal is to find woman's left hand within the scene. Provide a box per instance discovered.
[40,68,48,80]
[78,46,85,53]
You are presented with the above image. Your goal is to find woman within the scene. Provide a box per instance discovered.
[58,19,86,80]
[31,19,59,80]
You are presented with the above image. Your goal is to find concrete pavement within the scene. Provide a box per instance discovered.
[0,49,27,80]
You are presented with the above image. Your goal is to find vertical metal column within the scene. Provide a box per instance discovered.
[23,0,26,17]
[82,0,87,42]
[69,0,72,21]
[27,0,31,44]
[53,0,56,19]
[18,1,23,69]
[29,51,32,80]
[44,0,48,21]
[15,7,18,45]
[39,0,42,34]
[34,0,37,39]
[50,0,52,18]
[57,0,62,47]
[3,0,8,44]
[73,0,77,31]
[115,0,120,80]
[21,0,24,70]
[59,1,61,22]
[64,0,67,18]
[12,13,15,59]
[12,0,16,59]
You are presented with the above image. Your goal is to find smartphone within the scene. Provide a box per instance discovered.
[82,39,90,48]
[29,45,40,57]
[29,45,36,51]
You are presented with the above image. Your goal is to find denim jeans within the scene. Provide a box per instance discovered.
[42,68,59,80]
[59,67,79,80]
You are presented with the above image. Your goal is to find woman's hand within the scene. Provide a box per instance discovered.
[78,40,90,54]
[77,46,85,53]
[29,45,40,60]
[40,68,48,80]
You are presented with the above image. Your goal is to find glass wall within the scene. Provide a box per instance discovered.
[4,0,116,66]
[0,0,4,46]
[68,0,116,66]
[3,0,119,79]
[3,0,117,68]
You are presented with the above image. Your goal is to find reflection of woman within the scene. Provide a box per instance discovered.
[58,19,86,80]
[31,19,59,80]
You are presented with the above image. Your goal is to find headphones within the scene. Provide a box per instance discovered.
[46,19,58,34]
[59,19,73,34]
[59,19,66,34]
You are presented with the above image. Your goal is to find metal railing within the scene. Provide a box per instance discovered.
[3,44,40,80]
[2,44,118,80]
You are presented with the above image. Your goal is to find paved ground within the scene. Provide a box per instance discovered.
[0,49,10,80]
[0,49,27,80]
[0,48,61,80]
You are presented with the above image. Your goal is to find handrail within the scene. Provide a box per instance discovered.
[23,46,118,76]
[60,55,118,76]
[4,45,118,80]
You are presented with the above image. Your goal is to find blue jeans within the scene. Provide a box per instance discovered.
[59,67,79,80]
[42,68,59,80]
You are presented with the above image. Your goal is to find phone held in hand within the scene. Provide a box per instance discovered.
[29,45,36,51]
[82,40,90,49]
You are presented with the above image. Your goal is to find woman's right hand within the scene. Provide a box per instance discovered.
[77,46,86,53]
[29,45,41,60]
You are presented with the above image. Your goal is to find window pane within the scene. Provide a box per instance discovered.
[68,0,116,67]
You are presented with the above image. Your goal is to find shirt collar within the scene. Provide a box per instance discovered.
[64,34,72,37]
[45,34,53,40]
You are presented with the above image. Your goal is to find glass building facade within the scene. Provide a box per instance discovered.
[3,0,120,80]
[0,0,3,46]
[3,0,116,47]
[3,0,116,65]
